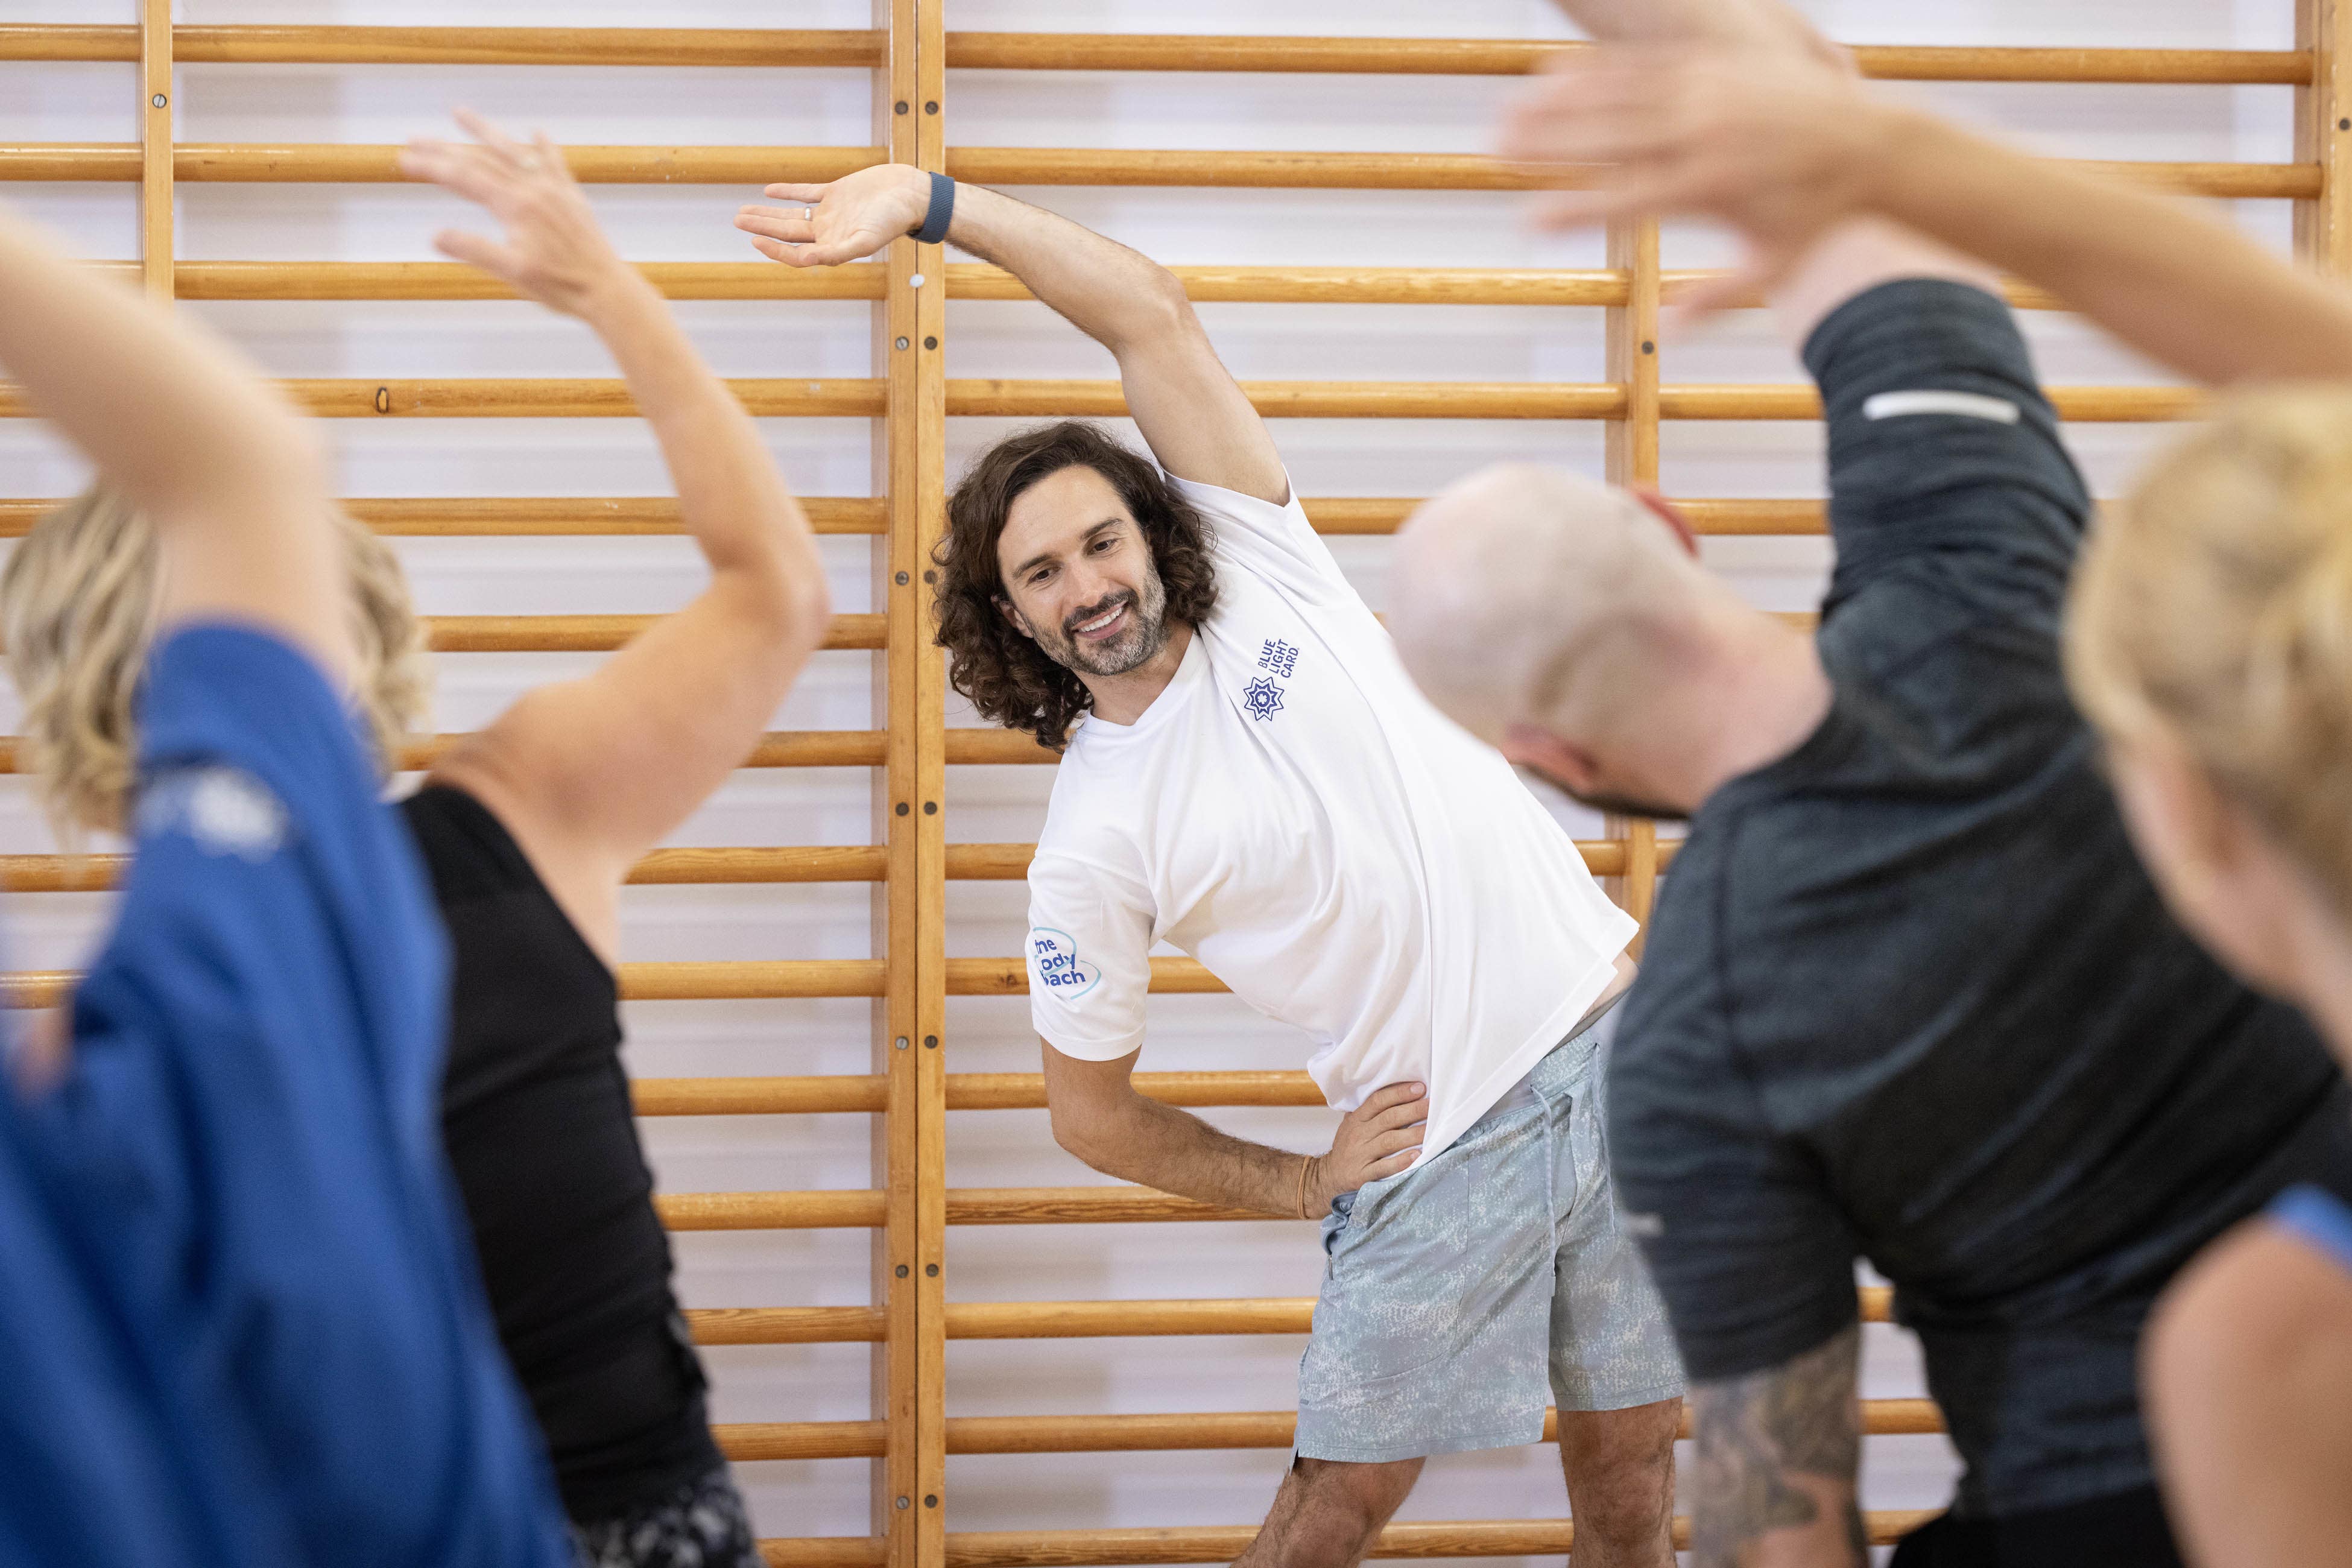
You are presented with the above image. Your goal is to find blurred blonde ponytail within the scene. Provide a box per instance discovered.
[2069,385,2352,913]
[0,485,429,839]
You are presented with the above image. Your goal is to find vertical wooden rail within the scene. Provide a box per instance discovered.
[1602,217,1662,940]
[870,2,949,1565]
[138,0,172,302]
[2301,0,2351,275]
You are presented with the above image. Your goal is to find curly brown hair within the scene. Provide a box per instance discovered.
[935,422,1219,750]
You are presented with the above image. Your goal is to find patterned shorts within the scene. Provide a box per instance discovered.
[1292,1025,1686,1464]
[571,1462,761,1568]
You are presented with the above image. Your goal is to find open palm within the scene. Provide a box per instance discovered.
[736,162,931,268]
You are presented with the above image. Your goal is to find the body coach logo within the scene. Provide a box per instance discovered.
[1028,928,1101,997]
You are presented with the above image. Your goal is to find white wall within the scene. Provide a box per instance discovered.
[0,0,2299,1557]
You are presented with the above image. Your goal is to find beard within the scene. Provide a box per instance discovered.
[1035,571,1172,678]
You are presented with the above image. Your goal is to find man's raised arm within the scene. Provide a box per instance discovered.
[738,166,1287,502]
[1500,46,2352,388]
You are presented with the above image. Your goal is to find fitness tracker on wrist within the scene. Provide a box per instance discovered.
[911,171,955,245]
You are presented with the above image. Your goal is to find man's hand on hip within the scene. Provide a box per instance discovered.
[1314,1080,1430,1210]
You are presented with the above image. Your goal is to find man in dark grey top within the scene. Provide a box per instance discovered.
[1390,212,2352,1568]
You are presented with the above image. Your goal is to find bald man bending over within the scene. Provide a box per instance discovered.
[1391,216,2352,1566]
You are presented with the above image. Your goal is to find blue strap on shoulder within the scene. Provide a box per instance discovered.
[911,171,955,245]
[2271,1183,2352,1277]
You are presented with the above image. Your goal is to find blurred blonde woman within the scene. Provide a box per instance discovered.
[4,112,828,1568]
[2069,396,2352,1568]
[1496,33,2352,1568]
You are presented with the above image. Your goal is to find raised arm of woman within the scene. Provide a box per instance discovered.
[0,206,350,682]
[400,114,830,959]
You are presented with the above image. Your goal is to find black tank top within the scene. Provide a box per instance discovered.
[401,783,721,1521]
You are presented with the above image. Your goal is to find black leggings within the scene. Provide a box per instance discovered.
[1889,1485,2186,1568]
[570,1462,760,1568]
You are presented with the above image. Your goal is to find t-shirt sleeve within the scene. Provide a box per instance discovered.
[1025,849,1155,1061]
[1607,902,1864,1380]
[1167,471,1358,607]
[1802,278,2093,610]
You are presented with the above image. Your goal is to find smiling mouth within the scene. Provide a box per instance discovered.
[1070,601,1130,641]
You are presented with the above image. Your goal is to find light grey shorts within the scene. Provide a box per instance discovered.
[1292,1025,1685,1464]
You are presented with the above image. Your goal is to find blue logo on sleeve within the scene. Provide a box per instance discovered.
[1257,638,1299,678]
[1241,675,1286,721]
[1028,928,1101,997]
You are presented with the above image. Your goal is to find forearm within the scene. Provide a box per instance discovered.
[1689,1324,1867,1568]
[0,211,318,528]
[1860,108,2352,385]
[579,269,824,608]
[946,181,1190,358]
[1064,1093,1315,1218]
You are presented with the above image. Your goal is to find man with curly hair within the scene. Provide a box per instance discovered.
[738,172,1680,1566]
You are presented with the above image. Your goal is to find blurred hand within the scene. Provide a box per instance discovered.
[735,163,932,268]
[1500,47,1894,318]
[1315,1079,1430,1207]
[399,109,632,319]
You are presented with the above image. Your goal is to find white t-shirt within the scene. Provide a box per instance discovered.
[1023,474,1638,1163]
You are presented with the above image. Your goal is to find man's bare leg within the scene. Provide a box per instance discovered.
[1558,1400,1681,1567]
[1233,1457,1424,1568]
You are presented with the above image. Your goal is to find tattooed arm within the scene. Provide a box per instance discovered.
[1689,1324,1867,1568]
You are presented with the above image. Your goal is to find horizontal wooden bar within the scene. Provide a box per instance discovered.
[119,260,2055,312]
[0,730,884,776]
[423,612,882,653]
[0,144,882,185]
[0,611,879,656]
[935,1513,1937,1566]
[948,150,2318,198]
[0,26,2303,84]
[0,24,882,66]
[949,1071,1324,1111]
[759,1543,887,1568]
[715,1398,1942,1462]
[170,260,890,302]
[724,1419,887,1461]
[947,957,1222,997]
[0,378,884,419]
[630,1070,1327,1119]
[949,262,1626,307]
[757,1542,884,1568]
[637,1075,891,1116]
[942,34,2310,85]
[26,373,2164,423]
[949,839,1622,882]
[0,496,888,537]
[21,847,894,894]
[1,144,2314,200]
[2,959,896,1011]
[621,960,887,1002]
[689,1306,887,1346]
[949,379,1627,420]
[945,380,2196,422]
[946,730,1069,765]
[651,1185,1280,1230]
[657,1189,890,1230]
[680,1285,1893,1346]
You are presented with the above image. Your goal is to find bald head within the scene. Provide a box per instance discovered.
[1388,463,1725,751]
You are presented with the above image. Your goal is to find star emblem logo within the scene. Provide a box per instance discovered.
[1242,675,1286,721]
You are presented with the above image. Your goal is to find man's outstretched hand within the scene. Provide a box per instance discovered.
[737,163,933,268]
[1500,46,1901,318]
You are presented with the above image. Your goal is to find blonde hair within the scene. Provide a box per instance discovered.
[2067,384,2352,914]
[0,486,429,836]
